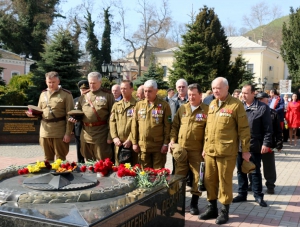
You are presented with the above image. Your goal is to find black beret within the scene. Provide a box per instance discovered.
[256,92,269,99]
[77,80,89,89]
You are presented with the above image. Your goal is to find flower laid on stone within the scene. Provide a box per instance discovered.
[112,163,170,188]
[79,158,113,177]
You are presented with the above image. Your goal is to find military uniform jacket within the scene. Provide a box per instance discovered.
[204,94,250,157]
[170,103,208,151]
[38,87,74,138]
[110,96,137,141]
[77,88,114,144]
[131,97,172,151]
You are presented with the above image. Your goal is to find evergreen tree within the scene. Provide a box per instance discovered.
[101,7,112,64]
[133,56,168,89]
[0,0,63,61]
[28,29,82,104]
[227,54,254,93]
[281,7,300,91]
[169,5,231,91]
[83,10,102,72]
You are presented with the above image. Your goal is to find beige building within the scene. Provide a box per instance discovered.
[0,49,35,84]
[153,36,288,90]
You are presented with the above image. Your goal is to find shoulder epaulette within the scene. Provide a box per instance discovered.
[62,88,72,94]
[101,87,112,94]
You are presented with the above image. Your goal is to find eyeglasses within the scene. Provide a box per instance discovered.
[177,86,185,88]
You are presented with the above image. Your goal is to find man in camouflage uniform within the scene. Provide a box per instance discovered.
[199,77,250,225]
[131,80,171,169]
[71,72,114,161]
[169,83,208,215]
[26,71,74,161]
[110,80,138,165]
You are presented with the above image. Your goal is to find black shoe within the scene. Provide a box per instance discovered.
[198,200,218,220]
[215,204,229,225]
[266,188,274,194]
[247,184,252,191]
[190,195,199,215]
[255,198,267,207]
[232,195,247,203]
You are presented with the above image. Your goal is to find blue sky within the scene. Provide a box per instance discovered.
[59,0,299,59]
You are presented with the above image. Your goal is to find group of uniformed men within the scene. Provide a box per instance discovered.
[26,71,282,225]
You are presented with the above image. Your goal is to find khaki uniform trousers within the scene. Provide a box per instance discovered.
[39,137,69,161]
[140,151,166,169]
[175,149,203,196]
[205,154,237,205]
[81,142,112,161]
[114,146,139,166]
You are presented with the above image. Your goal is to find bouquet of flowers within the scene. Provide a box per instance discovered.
[112,163,170,188]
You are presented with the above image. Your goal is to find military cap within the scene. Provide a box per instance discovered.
[68,110,84,120]
[241,160,256,174]
[77,80,89,90]
[256,92,269,99]
[28,105,43,115]
[170,143,187,163]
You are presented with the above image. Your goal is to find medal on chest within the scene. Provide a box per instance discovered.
[220,108,233,117]
[127,108,134,117]
[138,109,146,119]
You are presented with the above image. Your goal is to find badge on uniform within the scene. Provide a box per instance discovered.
[220,108,232,117]
[155,117,160,124]
[138,109,146,119]
[182,112,187,117]
[127,109,133,117]
[195,113,207,121]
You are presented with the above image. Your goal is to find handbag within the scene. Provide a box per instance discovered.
[118,146,132,164]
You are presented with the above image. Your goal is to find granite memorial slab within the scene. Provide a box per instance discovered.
[0,106,40,143]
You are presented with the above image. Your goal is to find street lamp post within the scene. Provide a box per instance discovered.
[19,53,32,74]
[258,77,268,91]
[102,61,123,84]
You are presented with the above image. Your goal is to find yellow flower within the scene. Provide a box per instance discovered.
[55,159,62,165]
[36,160,45,168]
[140,171,146,176]
[51,163,59,170]
[125,163,131,169]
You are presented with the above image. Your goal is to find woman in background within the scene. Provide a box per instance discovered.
[285,93,300,146]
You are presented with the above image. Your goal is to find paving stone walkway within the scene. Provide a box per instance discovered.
[0,142,299,226]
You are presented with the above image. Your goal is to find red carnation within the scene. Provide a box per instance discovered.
[18,169,23,175]
[88,166,94,171]
[80,165,87,172]
[23,168,29,174]
[61,163,67,168]
[65,162,71,168]
[112,166,118,172]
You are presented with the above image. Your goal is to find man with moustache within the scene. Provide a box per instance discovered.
[169,83,208,215]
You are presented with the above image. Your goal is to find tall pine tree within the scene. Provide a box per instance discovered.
[281,7,300,91]
[101,7,112,64]
[169,6,231,91]
[28,29,82,104]
[83,10,102,72]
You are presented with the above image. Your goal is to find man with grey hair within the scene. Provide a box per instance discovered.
[131,79,172,169]
[168,78,189,176]
[199,77,250,225]
[111,84,122,101]
[69,72,115,161]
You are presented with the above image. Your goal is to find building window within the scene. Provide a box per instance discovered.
[0,72,3,79]
[246,64,254,74]
[162,66,167,77]
[11,71,20,77]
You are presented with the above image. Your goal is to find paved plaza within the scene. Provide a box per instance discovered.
[0,142,300,226]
